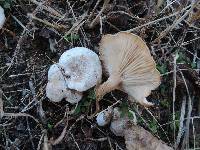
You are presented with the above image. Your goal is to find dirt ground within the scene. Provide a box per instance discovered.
[0,0,200,149]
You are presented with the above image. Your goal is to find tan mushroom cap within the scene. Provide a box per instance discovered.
[96,32,160,106]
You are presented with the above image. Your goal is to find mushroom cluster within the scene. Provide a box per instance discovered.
[96,32,160,106]
[46,47,102,104]
[0,6,5,29]
[46,32,161,107]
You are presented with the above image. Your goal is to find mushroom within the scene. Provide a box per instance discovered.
[46,64,83,103]
[58,47,102,92]
[96,32,160,106]
[96,107,113,126]
[46,47,102,103]
[0,6,5,29]
[110,107,173,150]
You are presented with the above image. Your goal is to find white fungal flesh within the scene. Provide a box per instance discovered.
[96,111,107,126]
[96,108,113,126]
[46,47,102,104]
[46,65,82,103]
[0,6,5,29]
[59,47,102,92]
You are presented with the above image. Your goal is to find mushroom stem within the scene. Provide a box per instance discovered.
[96,74,122,100]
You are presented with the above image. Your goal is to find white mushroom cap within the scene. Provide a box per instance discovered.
[59,47,102,92]
[46,47,102,103]
[0,6,5,29]
[96,107,113,126]
[46,64,82,103]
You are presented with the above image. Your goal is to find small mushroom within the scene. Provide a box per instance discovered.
[0,6,5,29]
[46,64,82,103]
[96,32,160,106]
[46,47,102,103]
[96,107,113,126]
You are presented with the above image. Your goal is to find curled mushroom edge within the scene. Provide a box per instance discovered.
[96,32,161,107]
[46,47,102,104]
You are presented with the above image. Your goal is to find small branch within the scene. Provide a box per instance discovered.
[172,53,177,147]
[28,13,66,30]
[30,0,62,17]
[88,0,110,28]
[125,5,190,33]
[175,96,186,149]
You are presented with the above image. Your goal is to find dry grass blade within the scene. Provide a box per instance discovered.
[178,69,193,149]
[0,89,3,117]
[172,53,177,146]
[175,96,186,149]
[88,0,110,28]
[28,13,66,30]
[154,1,199,42]
[30,0,62,17]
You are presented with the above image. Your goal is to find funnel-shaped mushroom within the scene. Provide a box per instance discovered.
[0,6,5,29]
[96,32,160,106]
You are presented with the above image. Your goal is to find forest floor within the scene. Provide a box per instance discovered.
[0,0,200,149]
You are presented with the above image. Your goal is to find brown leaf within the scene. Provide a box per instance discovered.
[124,125,173,150]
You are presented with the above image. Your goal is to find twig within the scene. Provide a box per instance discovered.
[51,123,68,145]
[178,68,193,150]
[88,0,102,20]
[172,53,177,147]
[2,112,40,123]
[0,89,3,118]
[155,1,199,42]
[88,0,110,28]
[0,30,27,78]
[26,117,35,149]
[175,96,186,149]
[30,0,62,17]
[107,137,114,150]
[125,5,190,33]
[51,108,69,145]
[28,13,66,30]
[43,130,50,150]
[37,132,45,150]
[145,108,171,145]
[70,132,81,150]
[12,15,31,35]
[191,117,196,150]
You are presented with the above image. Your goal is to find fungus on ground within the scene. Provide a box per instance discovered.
[97,107,173,150]
[46,64,83,103]
[96,32,160,106]
[58,47,102,92]
[46,47,102,103]
[0,6,5,29]
[96,107,113,126]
